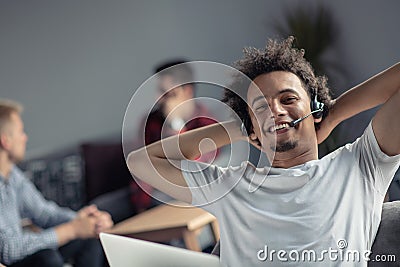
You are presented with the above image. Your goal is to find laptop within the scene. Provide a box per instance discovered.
[100,233,221,267]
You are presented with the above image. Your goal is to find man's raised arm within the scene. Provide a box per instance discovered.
[317,62,400,154]
[371,63,400,156]
[127,121,243,203]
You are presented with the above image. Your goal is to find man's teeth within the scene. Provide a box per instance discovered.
[271,123,289,132]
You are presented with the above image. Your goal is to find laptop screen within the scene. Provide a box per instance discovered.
[100,233,220,267]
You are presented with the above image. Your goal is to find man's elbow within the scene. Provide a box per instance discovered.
[127,150,147,178]
[127,149,160,182]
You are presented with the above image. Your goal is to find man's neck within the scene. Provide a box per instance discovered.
[271,146,319,169]
[0,153,13,179]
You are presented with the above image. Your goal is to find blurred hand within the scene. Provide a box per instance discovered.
[75,205,113,236]
[70,216,97,239]
[77,204,98,218]
[77,205,114,236]
[93,210,114,234]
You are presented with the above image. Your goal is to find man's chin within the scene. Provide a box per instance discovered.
[11,155,25,164]
[270,141,298,153]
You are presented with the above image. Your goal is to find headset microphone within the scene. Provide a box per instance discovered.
[289,109,323,127]
[289,94,325,127]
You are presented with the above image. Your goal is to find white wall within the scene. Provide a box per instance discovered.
[1,0,399,157]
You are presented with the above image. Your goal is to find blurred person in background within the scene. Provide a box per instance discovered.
[0,99,113,267]
[93,59,218,223]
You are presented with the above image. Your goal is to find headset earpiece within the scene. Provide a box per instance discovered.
[311,94,324,119]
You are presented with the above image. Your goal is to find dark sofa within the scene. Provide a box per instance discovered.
[20,142,133,210]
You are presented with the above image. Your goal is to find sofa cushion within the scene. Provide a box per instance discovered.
[81,143,131,202]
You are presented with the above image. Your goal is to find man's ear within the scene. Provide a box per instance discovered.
[0,133,10,150]
[314,117,323,124]
[249,132,258,141]
[249,131,262,150]
[247,117,260,141]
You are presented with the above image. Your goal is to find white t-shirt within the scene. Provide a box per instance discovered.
[182,123,400,266]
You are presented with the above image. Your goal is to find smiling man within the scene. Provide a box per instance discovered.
[128,37,400,266]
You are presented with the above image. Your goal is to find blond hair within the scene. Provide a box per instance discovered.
[0,99,23,132]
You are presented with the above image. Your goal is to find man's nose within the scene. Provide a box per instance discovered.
[269,101,287,118]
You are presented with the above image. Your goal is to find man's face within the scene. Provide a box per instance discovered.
[247,71,319,161]
[157,75,193,121]
[1,112,28,163]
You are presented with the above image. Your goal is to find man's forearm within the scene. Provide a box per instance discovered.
[126,120,243,203]
[54,215,98,247]
[54,222,77,247]
[330,62,400,126]
[141,120,242,161]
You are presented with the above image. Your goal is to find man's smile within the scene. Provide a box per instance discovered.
[265,120,296,135]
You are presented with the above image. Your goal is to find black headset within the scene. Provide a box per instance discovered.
[310,93,324,119]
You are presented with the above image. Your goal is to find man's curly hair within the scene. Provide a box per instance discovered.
[223,36,333,132]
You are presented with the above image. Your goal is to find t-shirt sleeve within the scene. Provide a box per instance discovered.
[352,122,400,195]
[181,160,242,207]
[181,160,223,206]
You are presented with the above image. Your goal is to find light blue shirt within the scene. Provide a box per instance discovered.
[0,166,76,265]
